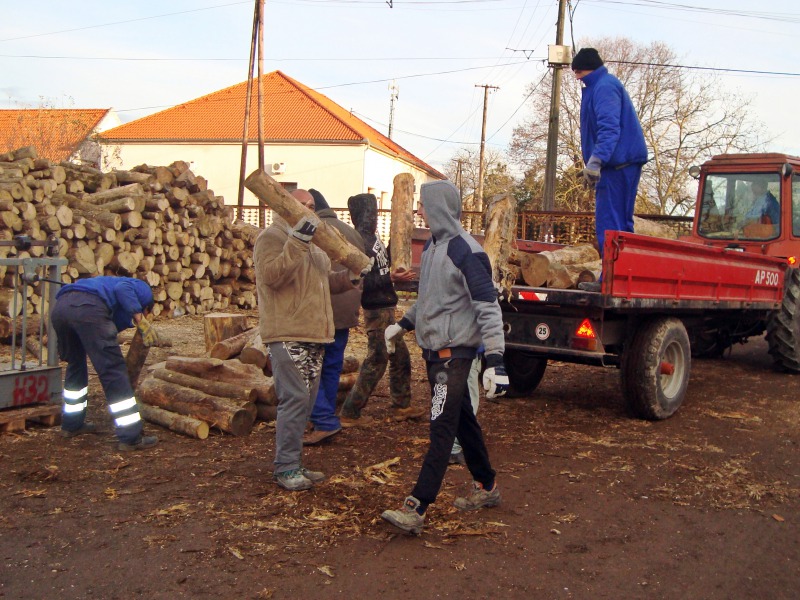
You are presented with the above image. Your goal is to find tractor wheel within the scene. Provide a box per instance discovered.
[621,318,691,420]
[503,348,547,398]
[766,268,800,372]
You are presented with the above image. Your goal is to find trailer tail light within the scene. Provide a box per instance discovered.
[572,318,598,351]
[788,256,797,266]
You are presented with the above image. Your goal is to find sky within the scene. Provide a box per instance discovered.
[2,1,799,177]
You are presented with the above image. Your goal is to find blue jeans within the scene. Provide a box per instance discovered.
[310,328,349,431]
[595,163,642,259]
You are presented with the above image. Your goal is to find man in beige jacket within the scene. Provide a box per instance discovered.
[254,189,363,491]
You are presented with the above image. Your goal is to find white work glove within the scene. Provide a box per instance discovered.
[580,155,602,190]
[482,353,509,399]
[291,213,321,243]
[384,323,406,354]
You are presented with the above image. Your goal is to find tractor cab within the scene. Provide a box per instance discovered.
[687,153,800,263]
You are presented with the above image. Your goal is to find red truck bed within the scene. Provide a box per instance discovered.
[514,231,787,311]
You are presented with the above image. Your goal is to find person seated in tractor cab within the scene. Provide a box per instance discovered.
[741,179,780,238]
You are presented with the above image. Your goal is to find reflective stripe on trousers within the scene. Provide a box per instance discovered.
[108,396,142,428]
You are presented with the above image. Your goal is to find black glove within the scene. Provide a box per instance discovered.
[482,353,509,399]
[292,214,320,243]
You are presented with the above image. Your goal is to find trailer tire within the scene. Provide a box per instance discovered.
[766,268,800,372]
[621,318,691,420]
[503,349,547,397]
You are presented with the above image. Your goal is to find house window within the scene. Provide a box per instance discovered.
[281,182,298,193]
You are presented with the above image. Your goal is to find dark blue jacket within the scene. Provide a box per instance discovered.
[580,66,648,168]
[57,276,153,332]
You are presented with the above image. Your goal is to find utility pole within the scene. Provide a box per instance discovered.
[475,84,498,213]
[388,80,399,139]
[543,0,568,211]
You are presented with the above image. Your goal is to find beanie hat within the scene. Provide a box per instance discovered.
[571,48,604,71]
[308,188,330,212]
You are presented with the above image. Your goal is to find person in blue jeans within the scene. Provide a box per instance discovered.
[51,276,160,452]
[571,47,647,292]
[303,189,364,445]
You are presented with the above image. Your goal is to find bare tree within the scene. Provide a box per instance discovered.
[443,147,516,211]
[509,37,766,215]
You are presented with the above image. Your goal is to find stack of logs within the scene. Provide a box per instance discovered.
[0,145,260,320]
[133,313,359,439]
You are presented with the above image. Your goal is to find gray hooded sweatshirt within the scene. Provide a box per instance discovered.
[399,181,505,359]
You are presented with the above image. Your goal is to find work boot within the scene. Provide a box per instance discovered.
[300,467,325,484]
[60,422,98,438]
[454,481,501,511]
[449,451,466,466]
[118,434,158,452]
[302,427,341,446]
[392,405,427,422]
[274,468,313,491]
[339,415,374,429]
[381,496,425,535]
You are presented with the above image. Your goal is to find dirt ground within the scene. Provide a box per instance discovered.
[1,303,798,599]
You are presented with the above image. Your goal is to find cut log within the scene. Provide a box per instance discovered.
[139,404,209,440]
[239,331,267,369]
[244,169,370,274]
[203,312,250,351]
[518,244,600,288]
[152,368,257,404]
[164,356,274,404]
[389,173,415,273]
[483,193,517,294]
[136,377,254,436]
[209,326,258,359]
[0,288,25,317]
[126,329,150,389]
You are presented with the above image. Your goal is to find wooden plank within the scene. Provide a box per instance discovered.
[0,404,61,432]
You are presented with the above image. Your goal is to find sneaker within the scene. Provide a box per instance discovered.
[274,468,313,491]
[453,481,501,511]
[302,427,341,446]
[60,422,98,438]
[392,405,427,422]
[449,451,466,466]
[118,434,158,452]
[577,281,601,293]
[381,496,425,535]
[339,415,374,429]
[300,467,325,484]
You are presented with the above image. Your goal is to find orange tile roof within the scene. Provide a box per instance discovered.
[102,70,444,178]
[0,109,110,162]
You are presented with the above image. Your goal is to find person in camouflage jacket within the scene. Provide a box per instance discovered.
[339,193,425,426]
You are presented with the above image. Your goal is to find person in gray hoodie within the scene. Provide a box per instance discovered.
[380,180,509,534]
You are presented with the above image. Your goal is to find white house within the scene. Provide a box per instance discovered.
[100,71,444,215]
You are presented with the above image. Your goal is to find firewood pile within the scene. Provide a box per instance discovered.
[131,314,360,439]
[0,145,260,321]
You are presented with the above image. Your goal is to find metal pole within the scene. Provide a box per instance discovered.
[542,0,568,211]
[474,84,498,214]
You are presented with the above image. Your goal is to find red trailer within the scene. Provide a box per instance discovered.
[405,153,800,419]
[501,153,800,419]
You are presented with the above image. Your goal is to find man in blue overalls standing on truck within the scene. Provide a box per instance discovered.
[51,276,161,451]
[572,47,648,285]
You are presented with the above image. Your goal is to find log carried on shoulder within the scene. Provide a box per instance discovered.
[482,193,518,295]
[244,169,370,274]
[389,173,414,273]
